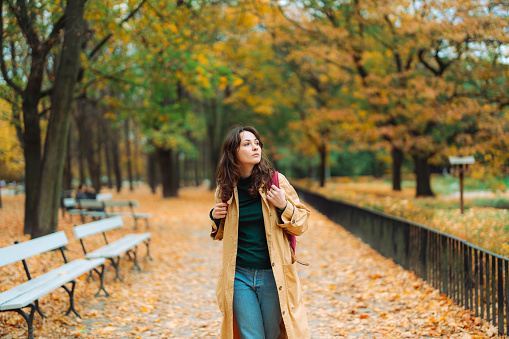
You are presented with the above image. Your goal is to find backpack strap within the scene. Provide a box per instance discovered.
[271,170,309,266]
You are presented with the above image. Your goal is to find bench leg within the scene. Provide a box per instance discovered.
[12,304,36,339]
[133,217,138,230]
[86,269,97,282]
[62,280,81,318]
[145,239,152,261]
[109,257,123,282]
[93,264,110,297]
[34,299,47,318]
[129,246,142,272]
[145,218,149,230]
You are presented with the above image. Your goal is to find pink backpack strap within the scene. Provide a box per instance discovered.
[272,170,309,266]
[271,171,280,189]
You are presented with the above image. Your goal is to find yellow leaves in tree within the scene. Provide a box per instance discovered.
[103,111,117,120]
[168,24,178,34]
[0,100,24,180]
[196,54,208,66]
[195,74,210,88]
[233,78,244,87]
[219,76,228,90]
[253,105,274,115]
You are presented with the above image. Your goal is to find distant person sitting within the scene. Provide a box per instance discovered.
[76,183,97,200]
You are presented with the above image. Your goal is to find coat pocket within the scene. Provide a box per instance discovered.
[283,263,303,311]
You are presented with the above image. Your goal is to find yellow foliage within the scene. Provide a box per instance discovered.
[168,24,178,34]
[196,54,208,66]
[233,78,244,87]
[0,100,24,180]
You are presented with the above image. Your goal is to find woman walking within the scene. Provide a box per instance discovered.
[210,126,310,339]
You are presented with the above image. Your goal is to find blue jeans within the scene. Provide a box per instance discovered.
[233,266,282,339]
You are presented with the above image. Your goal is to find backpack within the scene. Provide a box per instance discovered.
[271,171,309,266]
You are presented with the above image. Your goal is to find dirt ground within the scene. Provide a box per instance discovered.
[0,185,506,338]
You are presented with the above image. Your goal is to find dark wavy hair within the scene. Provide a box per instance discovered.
[217,126,274,202]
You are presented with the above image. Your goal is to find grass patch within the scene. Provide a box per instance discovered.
[293,175,509,257]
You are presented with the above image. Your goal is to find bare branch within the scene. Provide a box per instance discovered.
[42,14,66,53]
[40,87,53,99]
[277,4,322,35]
[10,0,39,48]
[417,49,440,76]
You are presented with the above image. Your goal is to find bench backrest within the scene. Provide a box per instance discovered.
[96,193,113,201]
[104,200,140,208]
[77,199,104,209]
[73,216,124,240]
[63,198,76,208]
[0,231,68,268]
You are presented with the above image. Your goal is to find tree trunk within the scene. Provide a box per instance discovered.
[413,154,434,197]
[103,123,113,189]
[111,128,122,192]
[208,144,221,190]
[319,143,327,187]
[62,124,73,191]
[35,0,85,237]
[23,102,42,235]
[194,158,200,186]
[124,119,134,191]
[22,48,46,234]
[148,152,158,194]
[133,122,141,182]
[157,147,178,197]
[81,101,101,193]
[391,147,404,191]
[77,112,87,184]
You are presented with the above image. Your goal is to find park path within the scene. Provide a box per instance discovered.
[0,186,504,338]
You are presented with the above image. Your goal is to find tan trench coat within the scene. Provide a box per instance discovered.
[211,172,311,339]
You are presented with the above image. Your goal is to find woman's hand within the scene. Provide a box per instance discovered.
[267,185,287,210]
[212,202,229,219]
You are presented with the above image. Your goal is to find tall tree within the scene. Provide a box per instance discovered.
[35,0,86,237]
[0,0,85,236]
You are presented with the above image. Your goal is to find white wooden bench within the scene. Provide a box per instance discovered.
[0,232,106,339]
[96,193,113,201]
[103,200,152,229]
[73,216,151,283]
[69,199,152,229]
[63,199,105,223]
[61,197,79,219]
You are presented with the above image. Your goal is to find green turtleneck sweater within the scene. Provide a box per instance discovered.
[211,176,271,269]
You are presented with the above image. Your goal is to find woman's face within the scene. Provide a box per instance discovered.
[237,131,261,166]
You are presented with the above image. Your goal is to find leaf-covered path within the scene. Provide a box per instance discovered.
[0,186,505,338]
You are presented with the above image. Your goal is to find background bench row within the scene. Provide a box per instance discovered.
[0,216,151,339]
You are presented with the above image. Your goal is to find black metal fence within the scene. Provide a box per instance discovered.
[296,187,509,335]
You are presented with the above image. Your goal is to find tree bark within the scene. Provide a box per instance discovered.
[318,143,327,187]
[194,158,200,186]
[62,123,73,190]
[412,154,434,197]
[124,119,134,191]
[103,122,113,189]
[77,110,87,184]
[80,100,101,193]
[157,147,178,197]
[35,0,85,237]
[23,102,42,234]
[148,151,158,194]
[391,147,404,191]
[111,127,122,192]
[22,54,45,235]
